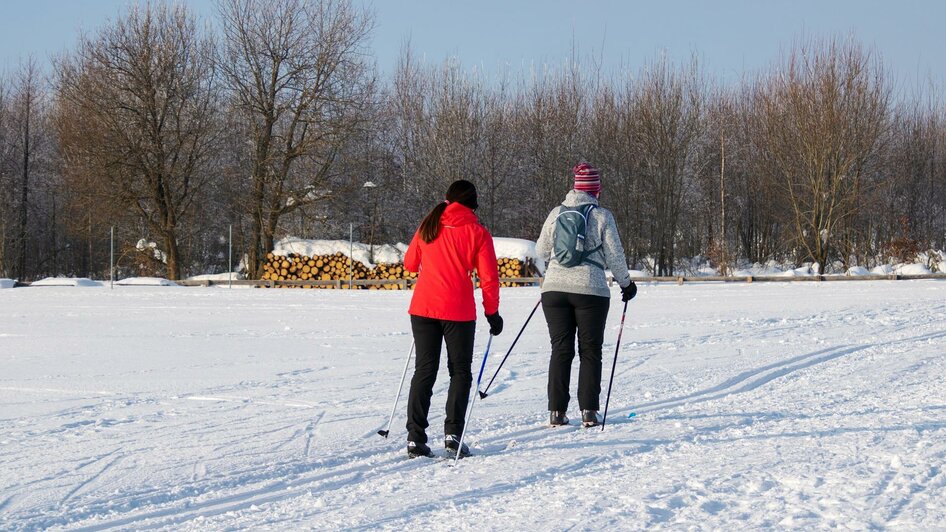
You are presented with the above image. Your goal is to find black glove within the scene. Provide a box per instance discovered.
[621,281,638,302]
[485,313,504,336]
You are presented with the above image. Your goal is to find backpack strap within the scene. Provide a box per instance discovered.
[579,204,605,269]
[583,253,605,270]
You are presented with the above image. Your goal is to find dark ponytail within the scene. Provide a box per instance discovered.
[418,180,479,243]
[418,202,449,243]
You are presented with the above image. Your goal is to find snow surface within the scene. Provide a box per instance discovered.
[115,277,180,287]
[0,278,14,289]
[1,282,945,529]
[28,277,103,287]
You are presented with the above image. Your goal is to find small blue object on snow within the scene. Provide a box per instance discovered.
[627,412,637,419]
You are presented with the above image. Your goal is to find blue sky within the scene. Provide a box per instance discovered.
[1,0,944,88]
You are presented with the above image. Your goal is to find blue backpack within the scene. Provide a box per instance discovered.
[551,204,604,269]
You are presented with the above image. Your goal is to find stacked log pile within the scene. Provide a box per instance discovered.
[260,252,416,289]
[261,252,371,288]
[495,257,540,287]
[371,263,418,289]
[259,252,536,288]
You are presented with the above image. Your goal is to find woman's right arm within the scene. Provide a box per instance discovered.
[403,231,422,272]
[601,210,632,288]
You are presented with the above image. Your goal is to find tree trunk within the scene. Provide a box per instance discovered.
[164,232,181,280]
[246,190,265,280]
[17,100,29,280]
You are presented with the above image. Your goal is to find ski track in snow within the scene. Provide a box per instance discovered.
[0,282,944,530]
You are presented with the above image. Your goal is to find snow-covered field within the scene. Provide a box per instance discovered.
[1,281,945,530]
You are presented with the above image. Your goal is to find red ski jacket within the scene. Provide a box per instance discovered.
[404,203,500,322]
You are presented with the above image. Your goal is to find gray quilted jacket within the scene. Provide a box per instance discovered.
[535,190,632,298]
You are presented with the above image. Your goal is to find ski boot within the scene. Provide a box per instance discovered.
[444,434,471,459]
[549,411,569,427]
[581,410,601,428]
[407,441,434,459]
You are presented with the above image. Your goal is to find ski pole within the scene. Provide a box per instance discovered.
[378,340,415,438]
[454,334,493,465]
[479,298,541,399]
[601,300,629,431]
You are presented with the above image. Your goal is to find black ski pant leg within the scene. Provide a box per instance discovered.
[406,316,443,444]
[442,320,475,437]
[543,291,578,412]
[574,295,611,411]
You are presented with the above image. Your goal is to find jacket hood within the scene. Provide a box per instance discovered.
[562,190,600,208]
[441,202,480,227]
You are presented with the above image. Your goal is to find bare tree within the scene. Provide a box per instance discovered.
[587,81,646,269]
[0,59,50,281]
[217,0,375,278]
[885,94,946,257]
[10,59,46,280]
[754,38,890,272]
[0,76,10,276]
[56,3,219,279]
[480,78,518,231]
[629,55,705,275]
[517,58,590,226]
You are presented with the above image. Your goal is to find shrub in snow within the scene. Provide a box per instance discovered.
[919,250,944,273]
[886,217,922,264]
[136,239,168,263]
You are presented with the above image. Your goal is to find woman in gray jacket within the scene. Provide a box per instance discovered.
[535,162,637,427]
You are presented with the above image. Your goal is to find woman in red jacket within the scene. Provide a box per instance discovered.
[403,179,503,459]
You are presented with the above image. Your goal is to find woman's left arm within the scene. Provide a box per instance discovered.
[474,227,500,316]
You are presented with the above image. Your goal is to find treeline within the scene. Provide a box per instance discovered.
[0,0,943,281]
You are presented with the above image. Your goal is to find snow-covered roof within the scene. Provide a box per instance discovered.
[187,272,244,282]
[895,263,932,275]
[30,277,103,287]
[115,277,179,286]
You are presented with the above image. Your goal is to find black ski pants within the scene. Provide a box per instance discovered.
[542,291,611,412]
[406,315,476,444]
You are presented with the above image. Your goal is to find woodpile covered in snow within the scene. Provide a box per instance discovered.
[259,237,543,289]
[260,252,416,289]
